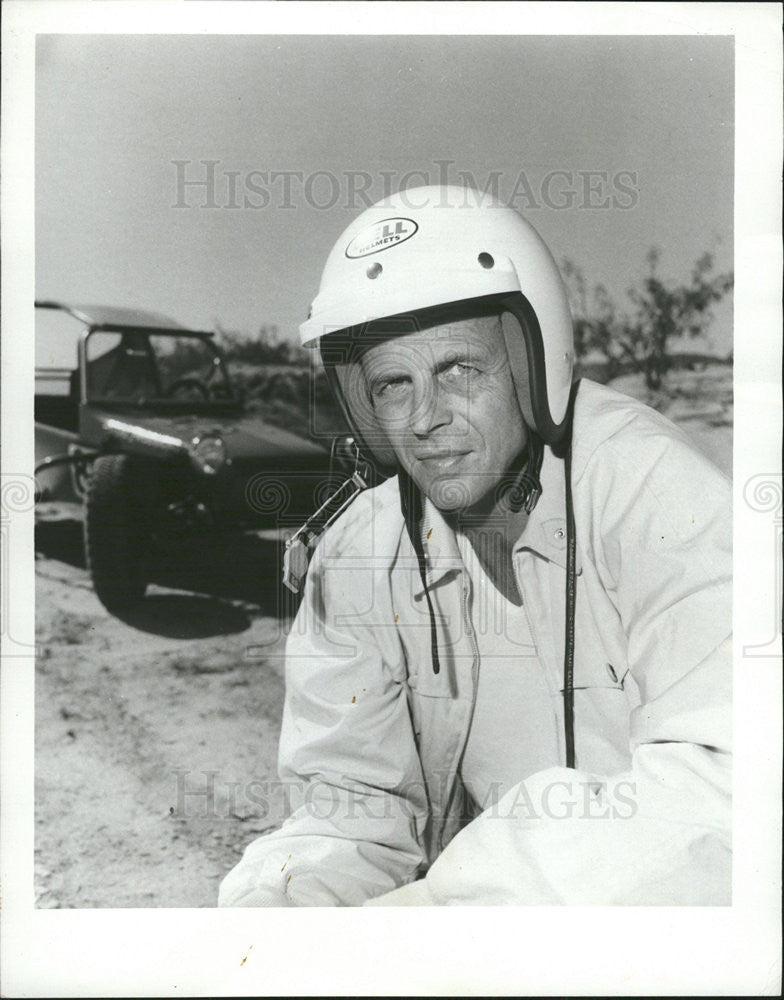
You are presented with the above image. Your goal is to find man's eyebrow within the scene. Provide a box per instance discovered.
[367,368,410,390]
[366,344,492,386]
[434,347,489,372]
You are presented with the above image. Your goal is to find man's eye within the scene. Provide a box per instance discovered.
[442,362,477,380]
[372,376,408,397]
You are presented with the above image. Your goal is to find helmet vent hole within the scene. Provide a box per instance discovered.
[478,252,494,269]
[366,262,383,280]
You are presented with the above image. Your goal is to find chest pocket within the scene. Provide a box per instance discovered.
[575,661,631,692]
[399,615,469,700]
[573,667,639,774]
[393,568,471,700]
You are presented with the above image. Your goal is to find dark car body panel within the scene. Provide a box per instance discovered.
[35,301,334,525]
[83,409,328,462]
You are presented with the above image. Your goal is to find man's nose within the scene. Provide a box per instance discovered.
[409,375,451,437]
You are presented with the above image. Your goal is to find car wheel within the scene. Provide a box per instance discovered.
[84,454,153,612]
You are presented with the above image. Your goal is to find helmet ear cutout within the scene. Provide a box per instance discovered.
[500,309,535,432]
[321,333,399,473]
[499,292,571,445]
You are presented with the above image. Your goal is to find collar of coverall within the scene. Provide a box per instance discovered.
[411,442,582,599]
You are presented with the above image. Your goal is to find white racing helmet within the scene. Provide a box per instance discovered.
[300,184,575,472]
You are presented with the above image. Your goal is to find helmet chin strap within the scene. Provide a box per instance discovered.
[398,466,441,675]
[504,431,544,515]
[396,429,543,678]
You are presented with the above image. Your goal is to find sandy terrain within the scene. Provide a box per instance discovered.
[35,528,296,908]
[34,367,732,908]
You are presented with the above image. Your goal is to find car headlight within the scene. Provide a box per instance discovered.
[189,434,227,475]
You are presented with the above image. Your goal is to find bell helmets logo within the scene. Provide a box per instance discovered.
[345,217,418,259]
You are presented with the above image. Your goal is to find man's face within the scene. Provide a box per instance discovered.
[359,315,528,512]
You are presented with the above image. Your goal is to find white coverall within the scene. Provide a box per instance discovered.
[219,379,732,906]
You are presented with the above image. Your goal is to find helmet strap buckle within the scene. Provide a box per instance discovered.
[506,432,544,515]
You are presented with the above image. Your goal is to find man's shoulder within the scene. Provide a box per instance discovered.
[317,474,405,560]
[574,378,673,433]
[572,378,702,465]
[571,378,728,497]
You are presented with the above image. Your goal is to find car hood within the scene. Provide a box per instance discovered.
[93,409,329,462]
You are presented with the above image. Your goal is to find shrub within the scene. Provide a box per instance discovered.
[562,248,733,390]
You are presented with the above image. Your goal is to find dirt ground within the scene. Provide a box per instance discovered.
[34,368,733,909]
[34,523,297,908]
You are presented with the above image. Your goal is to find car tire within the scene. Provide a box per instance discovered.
[84,454,152,612]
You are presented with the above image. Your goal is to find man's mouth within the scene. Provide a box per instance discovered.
[414,451,471,470]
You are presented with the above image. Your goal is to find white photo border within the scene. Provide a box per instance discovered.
[1,2,781,996]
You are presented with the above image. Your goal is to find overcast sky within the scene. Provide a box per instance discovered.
[36,33,734,352]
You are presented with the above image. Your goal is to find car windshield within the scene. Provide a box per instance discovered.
[84,329,238,406]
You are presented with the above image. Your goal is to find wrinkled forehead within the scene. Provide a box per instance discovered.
[358,312,506,373]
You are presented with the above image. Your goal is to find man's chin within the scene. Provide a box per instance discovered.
[421,475,488,513]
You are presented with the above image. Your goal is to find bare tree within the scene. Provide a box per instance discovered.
[562,248,733,389]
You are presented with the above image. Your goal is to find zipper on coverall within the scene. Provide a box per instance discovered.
[435,569,480,856]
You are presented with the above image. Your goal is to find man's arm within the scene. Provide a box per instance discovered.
[219,533,429,907]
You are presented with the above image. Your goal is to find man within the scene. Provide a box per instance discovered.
[219,185,731,906]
